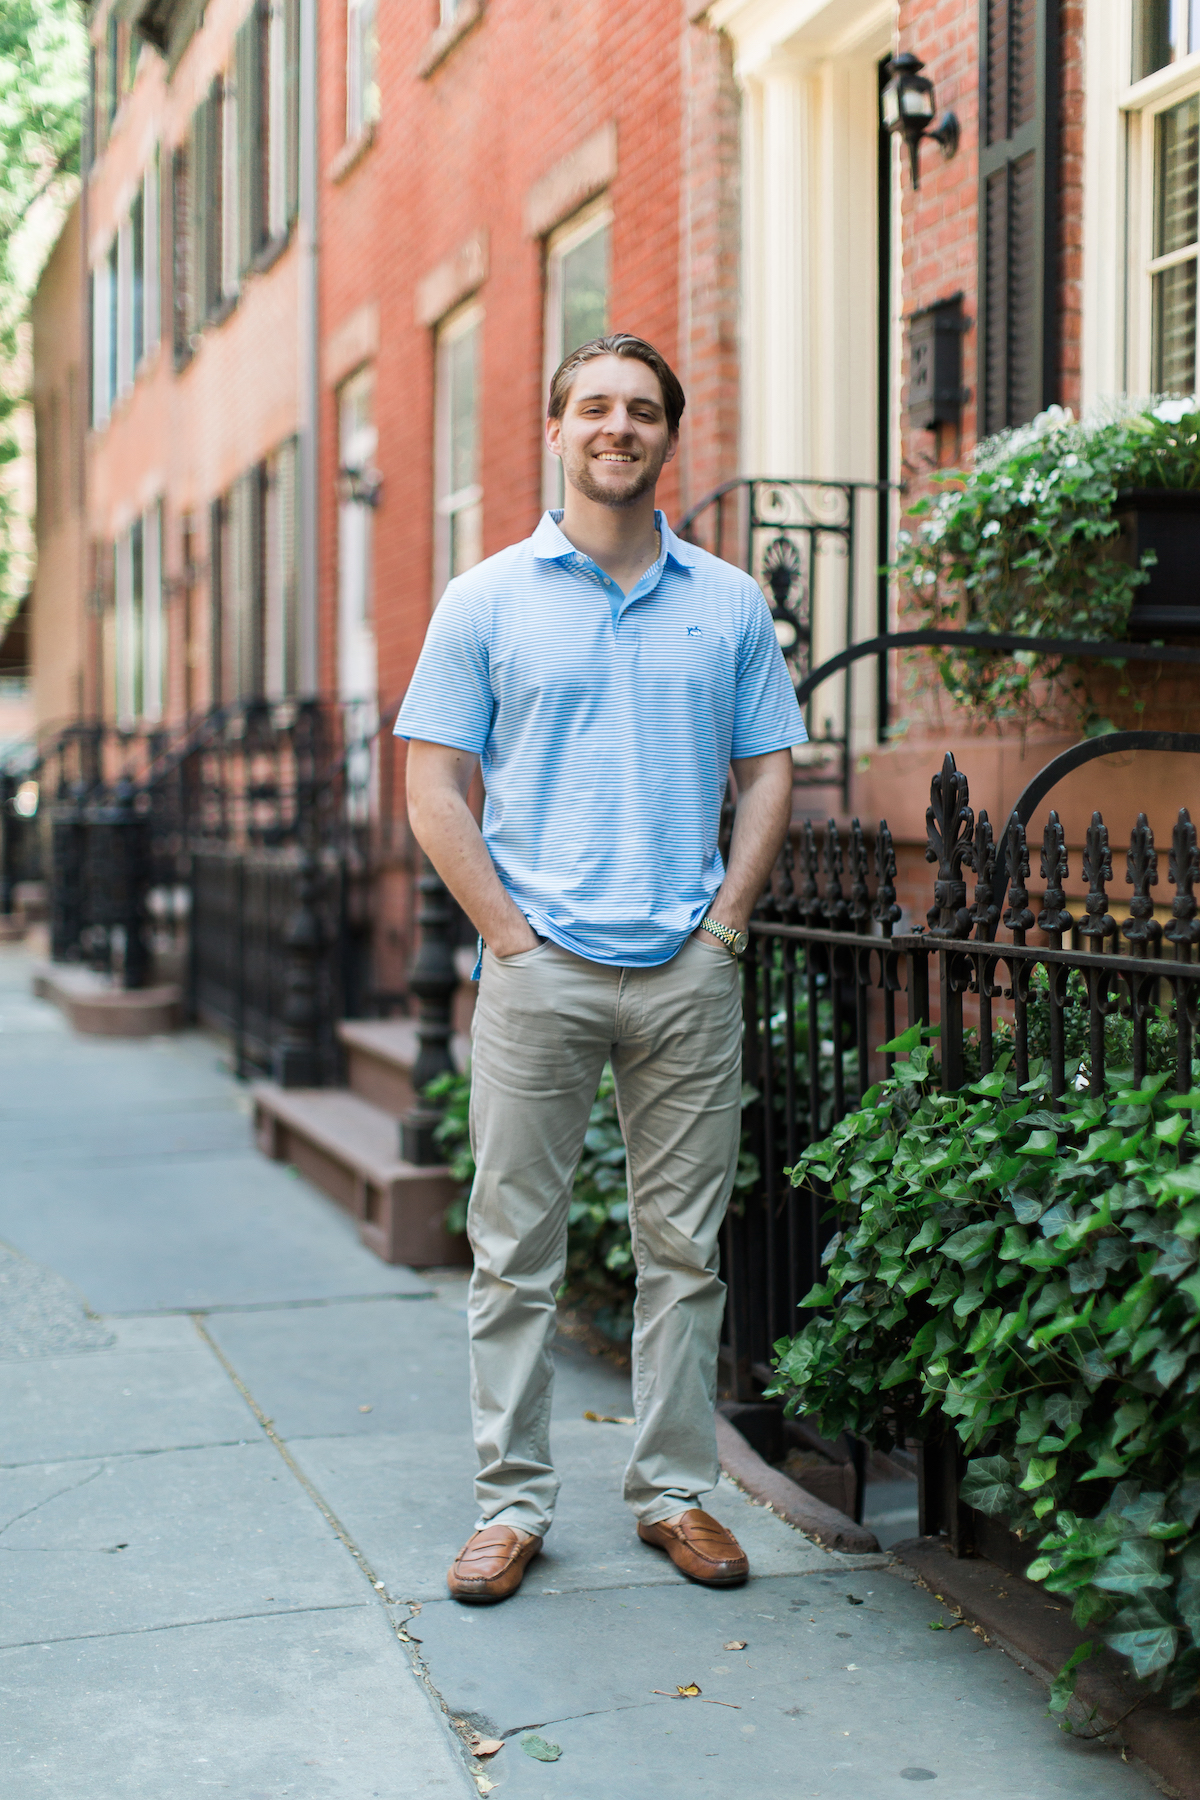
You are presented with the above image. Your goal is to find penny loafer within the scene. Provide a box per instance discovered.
[447,1525,542,1604]
[637,1509,750,1586]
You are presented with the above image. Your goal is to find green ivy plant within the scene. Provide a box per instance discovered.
[892,398,1200,730]
[766,1025,1200,1713]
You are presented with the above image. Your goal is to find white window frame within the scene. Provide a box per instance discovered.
[268,0,288,238]
[337,367,378,701]
[144,150,161,357]
[346,0,379,141]
[143,501,164,721]
[1123,46,1200,394]
[222,73,240,301]
[91,255,112,428]
[434,302,483,597]
[116,215,133,397]
[541,200,611,508]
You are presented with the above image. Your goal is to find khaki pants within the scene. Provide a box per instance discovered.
[465,932,743,1537]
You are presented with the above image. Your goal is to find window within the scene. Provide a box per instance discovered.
[171,7,298,366]
[131,186,145,370]
[435,308,482,590]
[346,0,380,139]
[264,437,300,698]
[91,253,112,428]
[1135,0,1200,83]
[977,0,1058,434]
[113,504,164,724]
[1151,94,1200,391]
[338,368,378,697]
[542,205,610,505]
[220,465,266,701]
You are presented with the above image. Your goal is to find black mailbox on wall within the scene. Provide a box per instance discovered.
[908,294,967,431]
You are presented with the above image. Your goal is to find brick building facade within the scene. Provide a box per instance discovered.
[24,0,1200,979]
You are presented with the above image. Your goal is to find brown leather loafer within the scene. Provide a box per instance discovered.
[637,1509,750,1586]
[447,1525,542,1604]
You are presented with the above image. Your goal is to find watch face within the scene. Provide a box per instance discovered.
[732,930,749,955]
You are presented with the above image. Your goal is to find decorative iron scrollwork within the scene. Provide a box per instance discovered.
[1038,811,1072,939]
[1079,811,1114,945]
[924,751,974,937]
[799,821,822,929]
[1003,819,1033,938]
[822,819,851,933]
[848,819,871,934]
[1167,807,1200,953]
[1123,812,1162,953]
[965,810,998,941]
[872,819,901,935]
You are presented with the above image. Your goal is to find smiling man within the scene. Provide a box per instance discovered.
[397,333,807,1603]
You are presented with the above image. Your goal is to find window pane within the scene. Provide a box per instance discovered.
[131,189,144,367]
[560,225,609,357]
[1135,0,1200,80]
[1156,95,1200,257]
[1154,258,1198,391]
[448,324,478,497]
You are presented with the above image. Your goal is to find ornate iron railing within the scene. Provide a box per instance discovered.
[677,478,891,808]
[725,740,1200,1397]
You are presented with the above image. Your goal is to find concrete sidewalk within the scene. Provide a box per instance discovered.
[0,945,1169,1799]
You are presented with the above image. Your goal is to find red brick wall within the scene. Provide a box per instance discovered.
[1058,0,1085,418]
[319,0,740,713]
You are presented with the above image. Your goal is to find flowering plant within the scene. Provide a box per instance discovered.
[892,399,1200,728]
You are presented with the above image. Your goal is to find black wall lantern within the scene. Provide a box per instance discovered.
[881,53,960,189]
[336,464,383,507]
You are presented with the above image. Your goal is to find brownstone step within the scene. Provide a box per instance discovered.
[252,1081,470,1269]
[336,1018,470,1117]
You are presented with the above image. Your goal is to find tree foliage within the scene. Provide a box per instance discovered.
[767,1026,1200,1711]
[0,0,88,617]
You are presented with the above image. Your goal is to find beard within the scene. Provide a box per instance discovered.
[560,443,666,509]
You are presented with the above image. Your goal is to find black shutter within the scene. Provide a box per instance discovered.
[190,102,209,332]
[209,496,224,705]
[284,0,300,224]
[236,5,267,271]
[172,138,192,364]
[205,78,224,316]
[978,0,1060,434]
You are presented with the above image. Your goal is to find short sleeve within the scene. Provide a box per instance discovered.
[731,586,808,758]
[394,586,494,751]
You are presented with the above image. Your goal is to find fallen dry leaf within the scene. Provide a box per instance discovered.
[678,1683,701,1696]
[358,1404,373,1413]
[467,1734,504,1758]
[723,1640,747,1651]
[583,1410,635,1425]
[476,1781,495,1797]
[846,1595,864,1605]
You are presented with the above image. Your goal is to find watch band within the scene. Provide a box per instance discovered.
[699,915,740,955]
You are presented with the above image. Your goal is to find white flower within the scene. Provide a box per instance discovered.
[981,520,1001,538]
[1151,397,1197,423]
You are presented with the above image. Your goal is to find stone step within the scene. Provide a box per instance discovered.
[336,1018,470,1117]
[252,1080,470,1269]
[31,960,182,1037]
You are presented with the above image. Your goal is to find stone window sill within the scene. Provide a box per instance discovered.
[417,0,485,79]
[328,123,376,184]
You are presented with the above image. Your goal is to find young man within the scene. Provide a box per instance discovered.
[397,333,806,1603]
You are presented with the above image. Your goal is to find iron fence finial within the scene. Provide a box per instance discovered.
[1123,812,1162,954]
[925,751,974,937]
[1166,808,1200,953]
[1038,811,1073,939]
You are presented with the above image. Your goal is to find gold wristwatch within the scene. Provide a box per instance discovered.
[699,916,749,958]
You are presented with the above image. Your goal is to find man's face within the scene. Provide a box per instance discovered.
[546,355,677,508]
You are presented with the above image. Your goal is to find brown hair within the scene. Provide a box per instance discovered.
[547,334,686,434]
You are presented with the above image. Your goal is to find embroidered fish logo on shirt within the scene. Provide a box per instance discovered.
[687,625,702,637]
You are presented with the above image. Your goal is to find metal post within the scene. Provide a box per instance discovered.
[113,776,151,991]
[273,705,325,1088]
[0,771,16,919]
[400,857,458,1165]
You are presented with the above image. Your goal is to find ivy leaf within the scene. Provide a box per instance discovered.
[1020,1456,1058,1491]
[965,1308,1004,1354]
[1103,1623,1178,1678]
[1010,1191,1048,1225]
[1048,1639,1096,1713]
[1092,1538,1171,1593]
[960,1455,1016,1517]
[1019,1129,1059,1157]
[1078,1128,1125,1162]
[941,1222,1000,1266]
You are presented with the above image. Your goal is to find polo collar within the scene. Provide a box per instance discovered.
[530,509,699,570]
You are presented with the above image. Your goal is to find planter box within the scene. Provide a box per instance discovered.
[1115,487,1200,637]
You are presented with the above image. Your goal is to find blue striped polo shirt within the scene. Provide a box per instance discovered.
[395,509,807,967]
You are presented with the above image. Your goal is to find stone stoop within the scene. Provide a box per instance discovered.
[336,1018,470,1118]
[31,961,182,1037]
[251,1081,470,1269]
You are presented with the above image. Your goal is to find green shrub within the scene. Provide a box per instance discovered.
[892,398,1200,729]
[766,1024,1200,1711]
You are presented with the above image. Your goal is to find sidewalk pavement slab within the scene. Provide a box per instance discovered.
[0,946,1169,1800]
[1,1604,468,1799]
[0,1153,430,1311]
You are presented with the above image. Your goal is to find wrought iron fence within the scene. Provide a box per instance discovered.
[677,478,890,808]
[725,743,1200,1398]
[1,697,415,1084]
